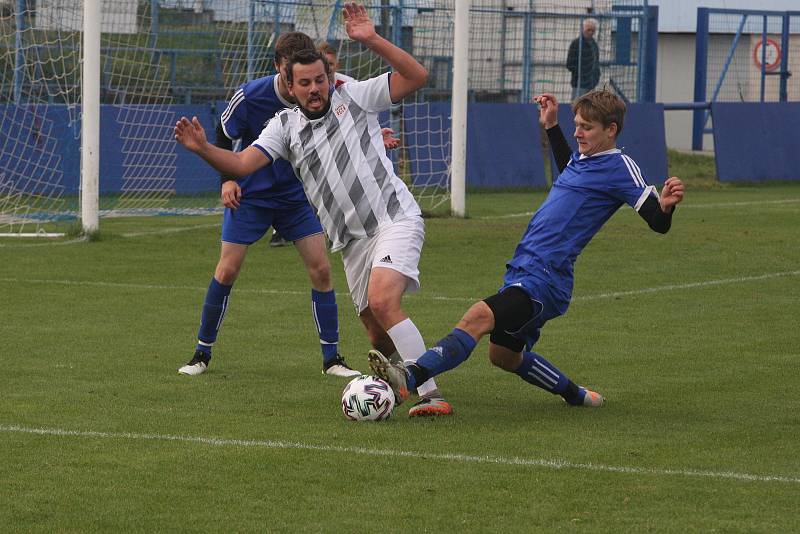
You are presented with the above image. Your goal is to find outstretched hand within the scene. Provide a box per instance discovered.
[660,177,685,211]
[174,116,207,153]
[381,127,400,150]
[343,2,376,43]
[533,93,559,129]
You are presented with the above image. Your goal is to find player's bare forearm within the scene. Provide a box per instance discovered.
[195,143,262,178]
[343,3,426,101]
[175,116,268,177]
[366,34,427,98]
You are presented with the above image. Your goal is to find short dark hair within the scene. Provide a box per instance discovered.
[572,90,626,137]
[285,49,331,84]
[274,32,315,65]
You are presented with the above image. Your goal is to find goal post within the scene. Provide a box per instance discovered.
[81,0,100,233]
[450,0,469,218]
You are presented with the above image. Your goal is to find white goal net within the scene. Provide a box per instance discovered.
[1,0,646,234]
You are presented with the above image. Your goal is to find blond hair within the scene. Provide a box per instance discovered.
[572,90,626,137]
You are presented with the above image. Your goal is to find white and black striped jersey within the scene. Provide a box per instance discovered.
[252,72,421,252]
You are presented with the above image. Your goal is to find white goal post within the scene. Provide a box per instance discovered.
[81,0,100,233]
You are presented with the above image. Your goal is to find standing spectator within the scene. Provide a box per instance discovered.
[567,18,600,99]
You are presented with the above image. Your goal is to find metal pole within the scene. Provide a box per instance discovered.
[692,8,709,151]
[81,0,101,233]
[779,13,789,102]
[450,0,470,217]
[14,0,25,103]
[248,0,255,80]
[521,12,532,103]
[760,15,767,103]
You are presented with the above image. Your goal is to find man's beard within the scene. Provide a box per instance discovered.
[301,95,331,120]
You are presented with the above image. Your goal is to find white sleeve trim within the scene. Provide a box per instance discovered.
[621,154,646,187]
[220,88,245,140]
[634,185,657,211]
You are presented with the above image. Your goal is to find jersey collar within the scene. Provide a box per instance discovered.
[273,74,295,108]
[578,147,621,160]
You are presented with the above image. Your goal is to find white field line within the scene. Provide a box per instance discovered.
[0,236,88,248]
[1,424,797,485]
[477,198,800,220]
[1,270,798,304]
[120,223,221,237]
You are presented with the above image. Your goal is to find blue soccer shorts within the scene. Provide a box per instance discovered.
[498,266,572,350]
[221,200,324,246]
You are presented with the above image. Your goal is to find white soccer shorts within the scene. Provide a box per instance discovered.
[341,215,424,314]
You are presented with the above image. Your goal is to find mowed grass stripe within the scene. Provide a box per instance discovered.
[3,424,799,485]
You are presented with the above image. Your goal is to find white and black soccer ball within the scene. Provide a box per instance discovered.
[341,375,396,421]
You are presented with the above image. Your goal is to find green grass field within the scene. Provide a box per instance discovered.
[2,182,800,532]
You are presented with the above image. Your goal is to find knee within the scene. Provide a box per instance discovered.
[366,294,396,326]
[214,261,241,285]
[456,302,495,337]
[306,262,331,289]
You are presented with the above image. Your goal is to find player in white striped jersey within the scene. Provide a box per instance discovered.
[175,2,452,417]
[268,40,398,247]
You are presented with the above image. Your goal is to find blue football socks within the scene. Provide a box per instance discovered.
[196,277,233,356]
[312,289,339,364]
[514,351,583,404]
[407,328,477,390]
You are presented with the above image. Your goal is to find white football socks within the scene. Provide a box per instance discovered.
[386,318,439,398]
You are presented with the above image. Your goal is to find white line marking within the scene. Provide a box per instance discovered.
[2,270,797,303]
[573,270,800,302]
[1,424,797,484]
[0,236,88,248]
[0,277,311,297]
[477,198,800,220]
[121,223,221,238]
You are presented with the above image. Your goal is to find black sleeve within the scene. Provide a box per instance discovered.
[546,125,572,174]
[214,122,237,184]
[637,195,674,234]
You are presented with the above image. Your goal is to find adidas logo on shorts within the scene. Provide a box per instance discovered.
[379,255,393,264]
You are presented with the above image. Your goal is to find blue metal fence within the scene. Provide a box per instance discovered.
[693,8,799,150]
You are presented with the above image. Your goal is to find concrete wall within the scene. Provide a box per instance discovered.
[656,33,701,151]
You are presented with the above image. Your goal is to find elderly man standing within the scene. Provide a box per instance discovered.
[567,18,601,99]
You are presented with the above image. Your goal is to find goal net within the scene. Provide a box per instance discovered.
[0,0,647,234]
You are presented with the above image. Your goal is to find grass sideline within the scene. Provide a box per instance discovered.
[2,178,800,530]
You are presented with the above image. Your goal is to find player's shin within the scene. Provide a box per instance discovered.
[408,328,477,387]
[197,277,233,355]
[386,318,440,397]
[312,288,339,364]
[514,351,583,404]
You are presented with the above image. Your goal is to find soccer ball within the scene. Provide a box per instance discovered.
[341,375,396,421]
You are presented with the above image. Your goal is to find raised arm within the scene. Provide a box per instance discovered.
[535,93,571,173]
[174,116,270,178]
[343,2,427,102]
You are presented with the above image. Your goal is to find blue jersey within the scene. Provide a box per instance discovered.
[220,74,308,208]
[508,149,657,289]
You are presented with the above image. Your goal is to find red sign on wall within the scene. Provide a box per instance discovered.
[753,38,781,72]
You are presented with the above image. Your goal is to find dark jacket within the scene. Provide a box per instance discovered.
[566,36,600,89]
